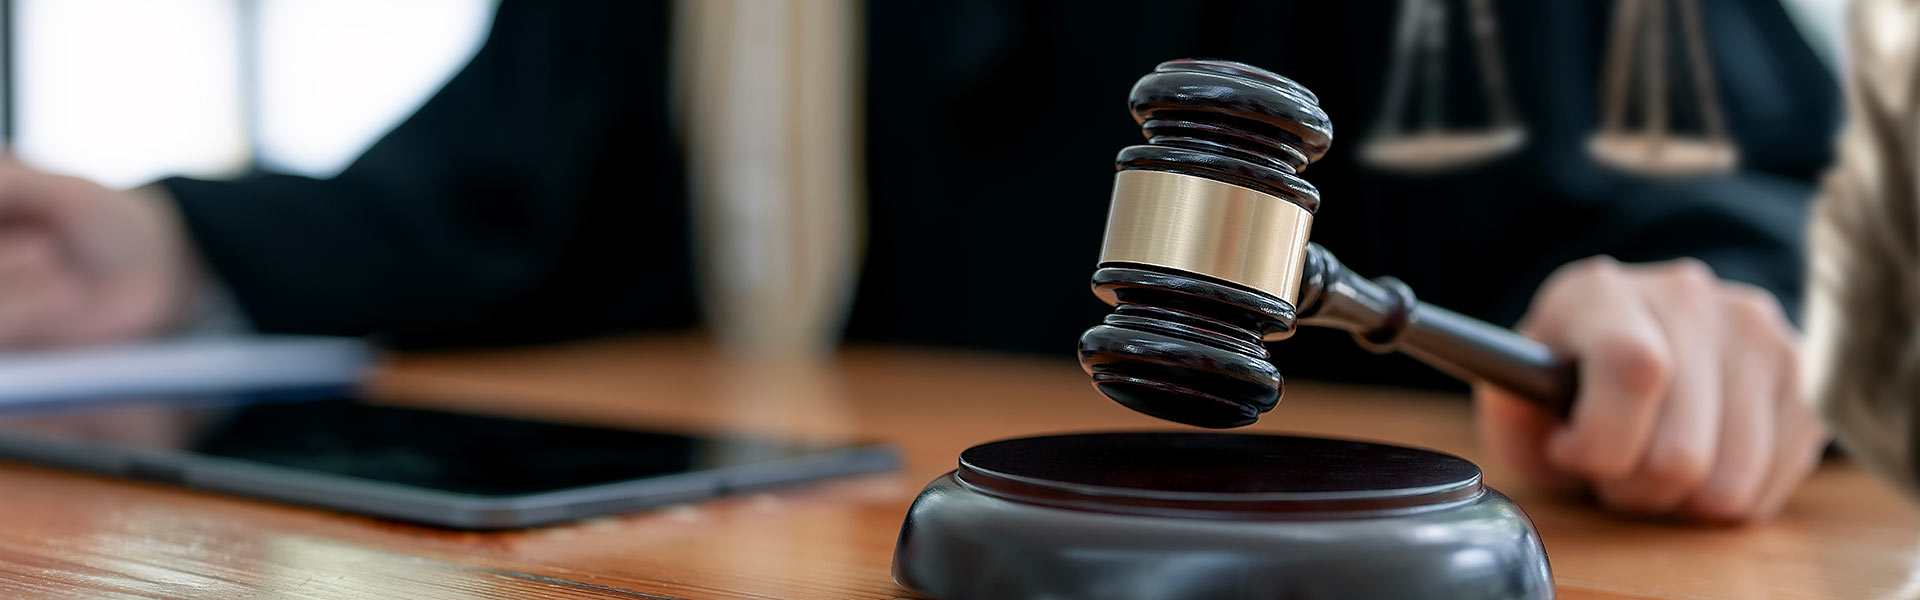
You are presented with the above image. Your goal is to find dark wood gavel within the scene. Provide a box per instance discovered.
[1078,59,1577,428]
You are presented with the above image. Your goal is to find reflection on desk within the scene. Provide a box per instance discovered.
[0,335,1914,599]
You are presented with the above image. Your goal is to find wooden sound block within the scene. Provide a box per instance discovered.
[892,432,1552,600]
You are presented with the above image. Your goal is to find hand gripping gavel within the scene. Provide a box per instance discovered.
[1078,59,1578,428]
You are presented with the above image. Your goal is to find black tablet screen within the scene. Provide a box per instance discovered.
[0,392,849,496]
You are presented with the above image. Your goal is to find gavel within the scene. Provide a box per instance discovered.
[1078,59,1578,429]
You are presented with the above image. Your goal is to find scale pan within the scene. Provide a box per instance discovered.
[1359,127,1528,173]
[1588,132,1738,177]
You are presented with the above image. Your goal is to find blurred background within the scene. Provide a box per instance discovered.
[0,0,1859,391]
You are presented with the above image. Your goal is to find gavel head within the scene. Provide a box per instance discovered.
[1078,59,1332,428]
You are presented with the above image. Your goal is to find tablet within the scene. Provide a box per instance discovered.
[0,388,899,529]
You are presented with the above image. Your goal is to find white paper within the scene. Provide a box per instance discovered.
[0,336,376,407]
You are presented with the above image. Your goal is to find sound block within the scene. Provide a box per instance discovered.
[893,432,1552,599]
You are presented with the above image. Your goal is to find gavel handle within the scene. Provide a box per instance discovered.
[1295,244,1579,418]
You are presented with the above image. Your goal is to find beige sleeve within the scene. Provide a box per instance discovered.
[1804,0,1920,499]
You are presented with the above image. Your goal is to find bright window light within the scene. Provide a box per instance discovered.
[255,0,493,177]
[10,0,494,187]
[16,0,247,189]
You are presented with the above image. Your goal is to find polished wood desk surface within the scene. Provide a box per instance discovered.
[1,335,1917,599]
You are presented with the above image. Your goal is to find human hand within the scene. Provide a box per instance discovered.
[0,160,202,348]
[1474,256,1827,522]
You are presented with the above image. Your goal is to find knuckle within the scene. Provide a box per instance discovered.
[1530,258,1618,319]
[1557,256,1622,286]
[1726,294,1773,326]
[1572,255,1622,273]
[1720,281,1773,304]
[1724,286,1787,326]
[1594,333,1671,400]
[1663,257,1716,281]
[1724,293,1798,360]
[1658,259,1718,295]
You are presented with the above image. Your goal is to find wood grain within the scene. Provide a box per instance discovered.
[1,334,1916,599]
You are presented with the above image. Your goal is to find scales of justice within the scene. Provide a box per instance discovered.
[1363,0,1736,176]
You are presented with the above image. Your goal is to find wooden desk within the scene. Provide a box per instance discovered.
[1,336,1916,599]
